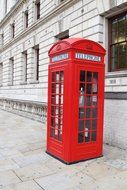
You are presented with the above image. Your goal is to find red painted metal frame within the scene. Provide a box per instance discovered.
[46,38,106,164]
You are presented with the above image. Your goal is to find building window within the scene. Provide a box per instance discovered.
[109,12,127,71]
[24,10,28,28]
[35,0,40,20]
[0,63,3,86]
[22,51,28,82]
[55,30,69,41]
[34,45,39,81]
[11,22,15,38]
[9,57,14,85]
[0,33,4,46]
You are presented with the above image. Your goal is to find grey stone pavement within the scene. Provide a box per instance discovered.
[0,110,127,190]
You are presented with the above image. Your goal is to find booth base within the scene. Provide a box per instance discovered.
[46,151,103,165]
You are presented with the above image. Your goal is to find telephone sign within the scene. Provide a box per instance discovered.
[46,38,106,164]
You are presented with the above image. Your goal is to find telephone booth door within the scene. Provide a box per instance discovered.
[50,70,64,142]
[71,65,104,161]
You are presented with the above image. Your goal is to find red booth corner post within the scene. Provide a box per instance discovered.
[46,38,106,164]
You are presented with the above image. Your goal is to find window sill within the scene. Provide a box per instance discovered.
[29,81,39,84]
[8,83,13,86]
[20,82,27,85]
[106,70,127,78]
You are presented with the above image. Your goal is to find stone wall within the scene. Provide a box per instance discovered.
[104,98,127,150]
[0,98,47,123]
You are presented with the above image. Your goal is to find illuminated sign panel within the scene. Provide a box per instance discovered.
[76,53,101,62]
[52,53,69,62]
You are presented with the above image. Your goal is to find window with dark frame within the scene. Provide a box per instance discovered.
[109,12,127,71]
[36,0,40,20]
[11,22,15,38]
[0,33,4,46]
[36,48,39,81]
[24,10,28,28]
[55,30,69,41]
[9,57,14,86]
[0,63,3,86]
[34,46,39,81]
[22,51,28,82]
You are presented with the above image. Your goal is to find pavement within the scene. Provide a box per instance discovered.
[0,110,127,190]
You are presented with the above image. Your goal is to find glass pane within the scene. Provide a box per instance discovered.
[60,84,64,94]
[80,71,86,82]
[86,84,92,94]
[85,120,90,130]
[51,95,56,104]
[92,120,97,130]
[80,83,85,93]
[78,120,84,131]
[112,19,117,43]
[60,71,64,81]
[92,83,98,94]
[78,133,84,143]
[92,108,97,118]
[119,43,126,56]
[86,96,91,106]
[111,45,118,58]
[86,108,91,118]
[91,131,97,141]
[87,72,92,82]
[111,57,118,70]
[56,95,59,104]
[54,129,58,139]
[51,107,55,116]
[52,72,56,82]
[92,96,98,106]
[79,95,85,107]
[118,16,126,42]
[60,95,63,104]
[56,84,59,94]
[51,117,55,127]
[85,131,90,142]
[79,108,85,119]
[119,56,126,68]
[93,72,98,81]
[119,43,126,69]
[52,84,56,94]
[55,117,58,125]
[56,72,59,82]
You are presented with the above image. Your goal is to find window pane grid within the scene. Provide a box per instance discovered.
[110,13,127,71]
[78,71,98,143]
[50,71,64,142]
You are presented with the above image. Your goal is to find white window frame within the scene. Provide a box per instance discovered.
[33,45,39,82]
[22,51,28,83]
[0,63,3,87]
[9,57,14,86]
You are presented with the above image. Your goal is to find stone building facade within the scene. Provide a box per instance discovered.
[0,0,127,149]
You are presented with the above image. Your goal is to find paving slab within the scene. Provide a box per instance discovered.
[35,169,95,190]
[14,162,56,181]
[0,171,21,189]
[1,180,43,190]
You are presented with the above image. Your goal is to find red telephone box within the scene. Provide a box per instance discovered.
[46,38,106,164]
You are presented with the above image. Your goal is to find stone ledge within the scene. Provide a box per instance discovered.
[0,98,47,123]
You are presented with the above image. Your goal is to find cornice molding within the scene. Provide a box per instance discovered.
[0,0,77,53]
[0,0,25,26]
